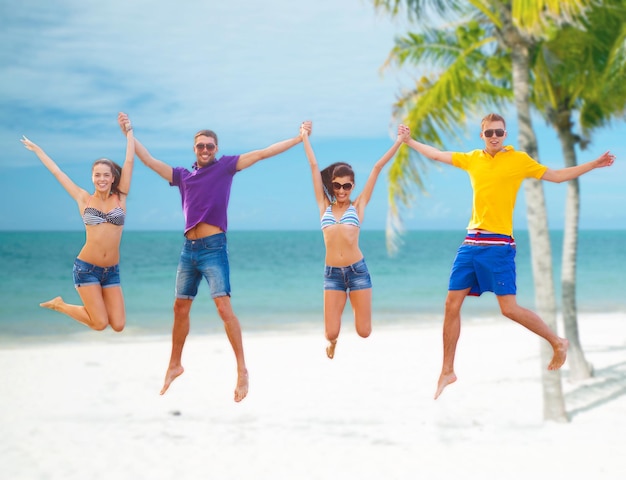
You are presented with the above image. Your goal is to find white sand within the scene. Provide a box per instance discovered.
[1,313,625,480]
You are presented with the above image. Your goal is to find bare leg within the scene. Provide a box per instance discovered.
[214,296,249,402]
[40,296,92,325]
[160,298,192,395]
[101,286,126,332]
[324,290,348,359]
[41,284,111,331]
[349,288,372,338]
[497,295,569,370]
[434,288,469,400]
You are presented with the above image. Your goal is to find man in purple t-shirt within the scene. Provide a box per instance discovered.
[119,112,312,402]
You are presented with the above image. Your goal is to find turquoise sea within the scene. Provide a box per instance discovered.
[1,230,625,342]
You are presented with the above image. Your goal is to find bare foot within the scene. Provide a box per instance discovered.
[548,337,569,370]
[160,365,184,395]
[234,370,249,402]
[326,339,337,359]
[40,296,63,311]
[434,372,457,400]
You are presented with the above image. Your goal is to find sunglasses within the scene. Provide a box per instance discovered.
[332,182,353,191]
[483,129,506,138]
[195,143,216,151]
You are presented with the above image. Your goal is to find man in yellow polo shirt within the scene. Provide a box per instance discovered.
[404,112,616,399]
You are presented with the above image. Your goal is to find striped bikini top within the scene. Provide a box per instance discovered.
[83,196,125,226]
[320,204,360,230]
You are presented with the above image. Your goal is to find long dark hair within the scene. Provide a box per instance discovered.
[93,158,126,196]
[320,162,354,203]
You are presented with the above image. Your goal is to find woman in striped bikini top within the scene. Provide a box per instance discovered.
[20,112,135,332]
[83,198,126,226]
[320,203,360,229]
[301,122,411,360]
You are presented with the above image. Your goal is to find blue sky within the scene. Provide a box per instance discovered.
[2,0,624,232]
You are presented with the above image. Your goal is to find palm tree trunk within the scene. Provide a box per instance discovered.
[500,10,568,422]
[553,109,593,381]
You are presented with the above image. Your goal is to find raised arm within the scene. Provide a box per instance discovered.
[541,151,615,183]
[404,137,454,165]
[20,136,87,203]
[236,121,312,171]
[117,113,135,195]
[118,112,173,182]
[300,123,327,215]
[355,124,411,210]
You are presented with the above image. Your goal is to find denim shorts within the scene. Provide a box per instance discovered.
[324,258,372,292]
[448,239,517,296]
[73,258,121,288]
[175,233,231,299]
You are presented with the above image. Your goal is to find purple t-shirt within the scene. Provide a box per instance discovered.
[170,155,239,234]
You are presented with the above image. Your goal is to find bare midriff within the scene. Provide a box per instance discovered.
[79,224,123,267]
[322,224,362,267]
[185,222,224,240]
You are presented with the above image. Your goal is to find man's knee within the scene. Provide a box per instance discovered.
[497,295,519,319]
[214,296,235,322]
[173,298,193,317]
[444,291,466,313]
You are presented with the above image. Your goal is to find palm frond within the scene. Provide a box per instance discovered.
[383,20,512,251]
[512,0,596,35]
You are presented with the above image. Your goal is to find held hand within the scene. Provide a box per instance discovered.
[118,112,132,134]
[398,124,410,142]
[594,151,615,168]
[300,120,312,138]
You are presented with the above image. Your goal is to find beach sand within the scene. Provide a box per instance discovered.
[1,313,625,480]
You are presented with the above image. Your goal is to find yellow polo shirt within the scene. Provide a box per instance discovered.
[451,146,548,236]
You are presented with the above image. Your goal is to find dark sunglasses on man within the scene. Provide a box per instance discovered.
[483,129,506,138]
[196,143,216,151]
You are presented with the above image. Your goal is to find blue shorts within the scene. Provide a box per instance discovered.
[175,233,231,299]
[324,258,372,292]
[73,258,121,288]
[448,236,517,296]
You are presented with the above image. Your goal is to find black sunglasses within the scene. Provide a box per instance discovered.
[196,143,216,151]
[483,129,506,138]
[332,182,353,191]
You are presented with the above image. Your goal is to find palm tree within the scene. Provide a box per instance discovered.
[372,0,595,422]
[530,2,626,381]
[380,18,512,250]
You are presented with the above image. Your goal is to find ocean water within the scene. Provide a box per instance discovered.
[1,230,625,341]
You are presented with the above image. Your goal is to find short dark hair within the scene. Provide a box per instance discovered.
[481,113,506,130]
[194,129,218,145]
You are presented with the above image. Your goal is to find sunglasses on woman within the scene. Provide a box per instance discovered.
[332,182,353,191]
[483,129,506,138]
